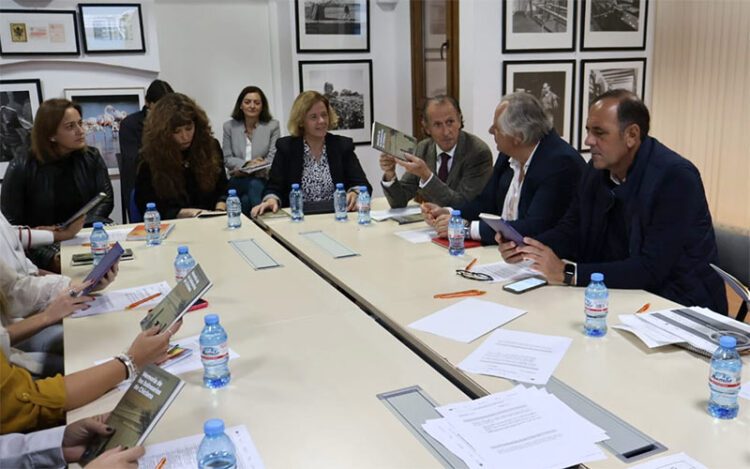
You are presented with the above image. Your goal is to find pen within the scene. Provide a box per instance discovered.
[635,303,651,314]
[465,258,477,271]
[155,456,167,469]
[126,293,162,310]
[434,289,486,299]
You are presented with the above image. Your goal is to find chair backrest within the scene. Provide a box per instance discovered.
[128,189,143,223]
[714,224,750,287]
[116,151,138,224]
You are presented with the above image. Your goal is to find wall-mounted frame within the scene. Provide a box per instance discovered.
[502,60,576,144]
[502,0,577,53]
[299,60,373,145]
[581,0,648,51]
[64,87,145,175]
[295,0,370,52]
[0,79,43,180]
[78,3,145,53]
[0,9,79,56]
[579,58,647,151]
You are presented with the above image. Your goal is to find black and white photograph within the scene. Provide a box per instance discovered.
[0,79,42,180]
[503,0,576,52]
[78,4,146,53]
[295,0,370,52]
[581,0,648,50]
[579,58,646,150]
[0,9,79,55]
[299,60,373,144]
[503,61,575,143]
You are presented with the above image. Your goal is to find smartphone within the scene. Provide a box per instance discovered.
[479,214,526,246]
[72,248,133,266]
[503,277,547,294]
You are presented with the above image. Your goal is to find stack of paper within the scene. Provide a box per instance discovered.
[423,385,608,469]
[371,205,422,221]
[471,260,538,283]
[61,227,132,246]
[394,227,437,243]
[72,282,172,317]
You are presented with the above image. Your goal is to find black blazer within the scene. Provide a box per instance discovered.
[263,133,372,206]
[459,130,585,245]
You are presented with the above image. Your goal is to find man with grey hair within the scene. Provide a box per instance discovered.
[424,92,584,245]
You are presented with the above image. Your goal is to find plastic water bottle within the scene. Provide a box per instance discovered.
[143,202,161,246]
[448,210,465,256]
[89,222,109,267]
[708,335,742,419]
[290,183,304,222]
[357,186,371,225]
[583,273,608,337]
[334,183,348,222]
[197,419,236,469]
[174,246,196,283]
[226,189,242,229]
[200,314,231,389]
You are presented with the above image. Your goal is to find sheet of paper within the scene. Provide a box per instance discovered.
[408,298,526,343]
[613,314,684,348]
[422,418,486,469]
[72,282,172,318]
[394,227,437,244]
[371,205,422,221]
[61,227,132,246]
[138,425,265,469]
[740,382,750,401]
[472,260,537,283]
[458,329,572,385]
[630,452,709,469]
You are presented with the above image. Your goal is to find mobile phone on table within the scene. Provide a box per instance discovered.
[72,249,133,266]
[503,277,547,294]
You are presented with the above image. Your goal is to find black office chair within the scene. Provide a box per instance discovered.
[714,224,750,322]
[116,151,137,224]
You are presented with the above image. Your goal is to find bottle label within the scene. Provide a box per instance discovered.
[584,298,608,318]
[709,370,741,390]
[201,343,228,362]
[91,244,108,255]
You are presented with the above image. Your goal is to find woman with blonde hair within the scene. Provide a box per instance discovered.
[251,91,371,217]
[135,93,228,219]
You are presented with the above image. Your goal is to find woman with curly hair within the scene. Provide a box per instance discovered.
[135,93,228,219]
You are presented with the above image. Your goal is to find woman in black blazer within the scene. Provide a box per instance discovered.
[250,91,371,217]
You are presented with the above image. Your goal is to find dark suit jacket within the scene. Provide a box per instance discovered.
[383,130,492,208]
[118,108,146,207]
[459,129,585,245]
[537,136,727,313]
[263,133,372,207]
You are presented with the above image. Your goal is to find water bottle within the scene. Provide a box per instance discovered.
[334,183,348,222]
[290,183,304,222]
[143,202,161,246]
[197,419,236,469]
[226,189,242,229]
[708,335,742,419]
[583,273,608,337]
[174,246,196,283]
[89,222,109,267]
[199,314,231,389]
[357,186,371,225]
[448,210,465,256]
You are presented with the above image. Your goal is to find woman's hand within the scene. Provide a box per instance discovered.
[62,414,113,463]
[346,191,358,211]
[43,288,96,323]
[127,321,182,370]
[69,262,119,294]
[38,216,85,242]
[251,198,279,217]
[215,202,227,211]
[177,208,203,218]
[85,446,145,469]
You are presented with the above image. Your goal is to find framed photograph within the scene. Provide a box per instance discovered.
[0,79,42,180]
[579,58,646,151]
[299,60,373,145]
[502,60,575,144]
[78,3,145,53]
[581,0,648,50]
[0,9,79,56]
[64,87,145,175]
[502,0,577,53]
[295,0,370,52]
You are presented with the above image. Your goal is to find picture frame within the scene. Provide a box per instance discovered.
[295,0,370,53]
[299,60,373,145]
[579,58,647,151]
[0,79,43,180]
[0,9,79,56]
[78,3,145,53]
[64,87,145,175]
[502,0,577,53]
[502,60,576,144]
[581,0,649,51]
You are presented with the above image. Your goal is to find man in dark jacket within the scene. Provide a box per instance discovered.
[501,90,727,313]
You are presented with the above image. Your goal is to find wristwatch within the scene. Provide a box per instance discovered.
[563,262,576,286]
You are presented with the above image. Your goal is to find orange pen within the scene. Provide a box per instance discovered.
[434,289,486,299]
[125,292,162,310]
[635,303,651,314]
[465,258,478,271]
[154,456,167,469]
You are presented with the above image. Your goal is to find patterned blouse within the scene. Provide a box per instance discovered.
[301,141,335,201]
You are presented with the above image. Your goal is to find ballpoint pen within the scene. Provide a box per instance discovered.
[434,289,486,299]
[635,303,651,314]
[126,292,162,310]
[155,456,167,469]
[465,258,478,271]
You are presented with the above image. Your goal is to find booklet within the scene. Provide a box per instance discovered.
[59,192,108,228]
[371,121,417,161]
[239,159,272,175]
[79,365,184,465]
[126,223,175,241]
[479,213,526,246]
[79,242,125,296]
[140,264,212,332]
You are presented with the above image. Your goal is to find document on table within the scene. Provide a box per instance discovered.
[61,227,132,246]
[408,298,526,343]
[471,260,538,283]
[612,314,684,348]
[138,425,264,469]
[371,205,422,221]
[458,329,572,384]
[394,227,437,243]
[72,281,172,317]
[630,452,708,469]
[740,382,750,400]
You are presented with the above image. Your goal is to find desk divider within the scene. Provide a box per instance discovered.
[299,230,359,258]
[228,239,282,270]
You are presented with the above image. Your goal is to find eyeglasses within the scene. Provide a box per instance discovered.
[455,269,493,281]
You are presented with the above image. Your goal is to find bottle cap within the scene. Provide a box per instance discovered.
[146,202,156,210]
[591,272,604,282]
[203,418,225,436]
[178,246,189,255]
[204,314,219,325]
[719,335,737,348]
[291,183,300,190]
[228,189,237,196]
[360,186,368,192]
[93,222,104,229]
[451,209,461,216]
[336,183,344,189]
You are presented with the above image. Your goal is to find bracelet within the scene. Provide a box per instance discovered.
[114,352,138,381]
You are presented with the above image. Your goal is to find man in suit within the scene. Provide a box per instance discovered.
[501,90,727,313]
[425,92,585,245]
[379,96,492,208]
